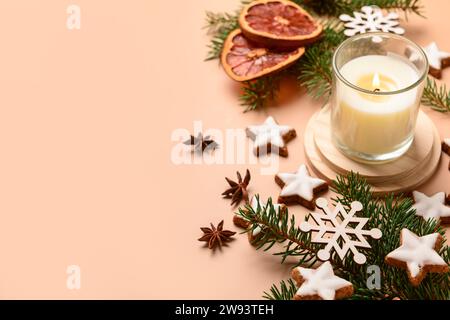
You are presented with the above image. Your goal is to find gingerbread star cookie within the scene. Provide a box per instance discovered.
[246,116,296,157]
[443,138,450,170]
[275,164,328,209]
[233,196,286,244]
[385,228,449,286]
[291,261,354,300]
[443,139,450,155]
[412,191,450,224]
[423,42,450,79]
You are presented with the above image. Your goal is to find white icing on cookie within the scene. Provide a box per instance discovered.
[423,42,450,70]
[277,165,326,201]
[248,196,283,236]
[412,191,450,222]
[247,116,293,153]
[294,261,352,300]
[386,229,446,277]
[444,138,450,147]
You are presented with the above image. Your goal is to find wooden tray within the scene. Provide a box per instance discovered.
[304,107,441,195]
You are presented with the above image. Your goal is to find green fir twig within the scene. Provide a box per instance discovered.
[204,11,239,61]
[296,27,346,99]
[236,196,322,265]
[240,26,345,110]
[204,0,426,111]
[263,279,297,300]
[238,173,449,300]
[294,0,424,18]
[421,77,450,113]
[239,73,284,112]
[332,173,449,300]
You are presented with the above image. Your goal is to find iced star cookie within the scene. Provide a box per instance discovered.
[443,139,450,170]
[291,261,353,300]
[385,228,449,286]
[412,191,450,224]
[246,116,296,157]
[423,42,450,79]
[275,164,328,209]
[233,196,286,244]
[443,138,450,155]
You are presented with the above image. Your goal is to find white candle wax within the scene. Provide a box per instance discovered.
[332,55,421,155]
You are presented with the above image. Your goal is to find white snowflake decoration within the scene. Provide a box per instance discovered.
[339,6,405,37]
[300,198,382,264]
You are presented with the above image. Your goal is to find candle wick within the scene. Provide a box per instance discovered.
[373,88,380,93]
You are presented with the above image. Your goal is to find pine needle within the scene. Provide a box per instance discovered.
[204,0,426,111]
[421,77,450,113]
[204,11,239,61]
[263,279,297,300]
[239,73,283,112]
[248,173,450,300]
[296,27,346,99]
[294,0,424,18]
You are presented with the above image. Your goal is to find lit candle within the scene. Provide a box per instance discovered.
[333,55,420,155]
[331,33,428,162]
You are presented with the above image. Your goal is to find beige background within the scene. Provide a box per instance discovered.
[0,0,448,299]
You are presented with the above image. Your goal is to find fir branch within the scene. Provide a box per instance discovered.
[263,279,297,300]
[204,0,424,61]
[332,172,449,300]
[204,0,251,61]
[421,77,450,113]
[204,11,239,61]
[204,11,237,35]
[292,0,351,16]
[349,0,424,17]
[239,74,283,112]
[204,0,426,109]
[295,0,424,18]
[259,172,449,300]
[236,196,322,265]
[296,27,346,99]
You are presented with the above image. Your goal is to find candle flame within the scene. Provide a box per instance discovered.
[372,72,381,89]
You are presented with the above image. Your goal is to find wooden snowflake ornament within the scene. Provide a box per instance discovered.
[339,6,404,37]
[300,198,382,264]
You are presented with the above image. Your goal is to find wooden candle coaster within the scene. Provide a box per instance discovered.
[304,106,441,196]
[313,109,434,183]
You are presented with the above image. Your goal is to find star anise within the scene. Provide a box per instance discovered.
[222,169,251,206]
[198,220,236,249]
[184,133,218,153]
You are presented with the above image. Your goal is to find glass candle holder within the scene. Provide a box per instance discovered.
[331,32,428,163]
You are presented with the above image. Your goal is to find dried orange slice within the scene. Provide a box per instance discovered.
[221,29,305,82]
[239,0,322,48]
